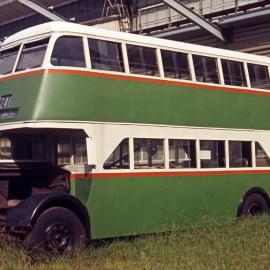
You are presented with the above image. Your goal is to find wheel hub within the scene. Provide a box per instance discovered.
[248,202,263,215]
[45,224,74,253]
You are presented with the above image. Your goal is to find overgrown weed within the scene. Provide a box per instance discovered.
[1,216,270,270]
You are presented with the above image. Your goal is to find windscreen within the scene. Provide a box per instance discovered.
[15,38,49,72]
[0,46,20,75]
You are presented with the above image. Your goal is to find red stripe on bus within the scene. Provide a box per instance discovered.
[0,70,45,81]
[1,69,269,97]
[70,169,270,180]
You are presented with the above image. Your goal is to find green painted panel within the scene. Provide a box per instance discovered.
[21,73,270,129]
[1,73,270,129]
[85,174,270,239]
[0,75,44,122]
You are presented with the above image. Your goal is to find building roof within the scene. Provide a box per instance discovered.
[2,21,270,64]
[0,0,73,26]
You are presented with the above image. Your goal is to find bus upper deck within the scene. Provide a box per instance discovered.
[0,21,270,128]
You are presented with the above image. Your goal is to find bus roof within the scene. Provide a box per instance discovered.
[2,21,270,64]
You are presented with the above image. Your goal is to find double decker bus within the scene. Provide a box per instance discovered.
[0,21,270,253]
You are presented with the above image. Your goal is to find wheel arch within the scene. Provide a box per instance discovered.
[6,193,91,239]
[237,186,270,217]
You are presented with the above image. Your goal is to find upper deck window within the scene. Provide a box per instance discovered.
[161,50,191,80]
[88,38,124,72]
[221,59,247,87]
[0,46,20,75]
[127,45,159,77]
[193,55,220,84]
[51,36,85,68]
[15,38,49,72]
[248,63,270,89]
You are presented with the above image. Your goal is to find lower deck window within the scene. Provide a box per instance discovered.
[200,140,225,168]
[169,139,196,168]
[0,137,11,159]
[57,139,72,165]
[57,138,87,166]
[134,139,164,169]
[0,135,46,160]
[103,139,129,169]
[74,138,87,164]
[255,142,270,167]
[229,141,252,167]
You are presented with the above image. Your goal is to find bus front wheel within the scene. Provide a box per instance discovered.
[240,193,269,216]
[26,206,86,254]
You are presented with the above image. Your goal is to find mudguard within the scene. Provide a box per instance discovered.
[5,192,90,237]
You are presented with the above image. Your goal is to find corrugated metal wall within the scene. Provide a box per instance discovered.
[0,0,104,39]
[177,22,270,57]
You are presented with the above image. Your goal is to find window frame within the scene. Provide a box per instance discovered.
[126,43,160,77]
[192,54,221,85]
[15,37,50,73]
[247,62,270,90]
[50,35,87,69]
[56,137,87,166]
[220,58,248,88]
[160,49,192,81]
[88,37,125,73]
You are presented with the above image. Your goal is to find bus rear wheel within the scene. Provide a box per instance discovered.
[240,193,269,216]
[26,207,86,254]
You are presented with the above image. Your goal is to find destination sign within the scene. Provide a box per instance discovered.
[0,108,18,119]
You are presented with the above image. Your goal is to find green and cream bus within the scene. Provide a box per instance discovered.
[0,21,270,253]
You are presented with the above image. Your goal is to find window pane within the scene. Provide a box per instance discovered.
[127,45,159,76]
[74,138,87,165]
[169,139,196,168]
[51,36,85,68]
[0,137,11,159]
[161,50,191,80]
[30,139,46,160]
[229,141,251,167]
[57,139,72,165]
[134,138,164,169]
[0,46,20,75]
[222,59,247,87]
[200,140,225,168]
[88,38,124,72]
[248,63,270,89]
[103,138,129,169]
[255,142,270,167]
[16,38,49,72]
[193,55,219,84]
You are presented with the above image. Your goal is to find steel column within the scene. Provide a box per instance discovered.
[161,0,225,41]
[18,0,68,22]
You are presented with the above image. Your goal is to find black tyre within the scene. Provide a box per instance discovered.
[26,207,86,254]
[240,193,269,216]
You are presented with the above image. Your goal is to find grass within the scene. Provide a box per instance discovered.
[1,216,270,270]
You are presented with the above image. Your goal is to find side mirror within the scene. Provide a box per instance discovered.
[86,137,97,166]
